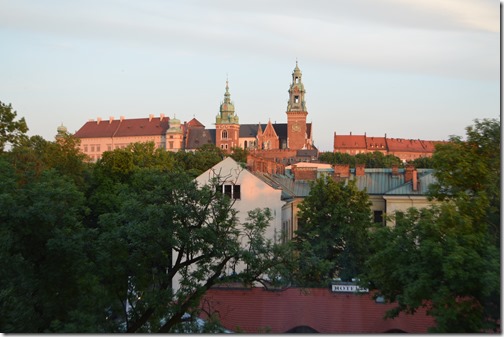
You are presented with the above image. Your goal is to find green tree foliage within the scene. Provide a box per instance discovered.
[8,134,89,189]
[229,146,249,164]
[362,119,501,332]
[0,157,108,332]
[293,177,372,285]
[364,205,499,332]
[319,151,402,168]
[429,118,500,241]
[0,101,28,152]
[94,168,286,332]
[407,155,434,168]
[173,144,225,177]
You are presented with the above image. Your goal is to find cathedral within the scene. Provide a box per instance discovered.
[74,62,317,167]
[73,61,438,167]
[213,61,313,153]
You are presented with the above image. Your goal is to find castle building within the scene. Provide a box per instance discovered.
[73,61,440,165]
[333,132,443,162]
[73,62,315,165]
[213,62,313,154]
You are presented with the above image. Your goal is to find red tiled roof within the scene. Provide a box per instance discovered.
[421,140,446,152]
[386,138,426,152]
[186,118,205,128]
[366,136,387,151]
[201,287,435,333]
[74,117,170,138]
[334,134,367,149]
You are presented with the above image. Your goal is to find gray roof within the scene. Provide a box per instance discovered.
[255,168,436,199]
[186,128,215,149]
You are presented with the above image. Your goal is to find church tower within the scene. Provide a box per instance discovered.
[215,79,240,152]
[286,61,308,150]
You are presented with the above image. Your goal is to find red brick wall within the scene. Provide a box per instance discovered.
[293,166,317,181]
[333,164,350,178]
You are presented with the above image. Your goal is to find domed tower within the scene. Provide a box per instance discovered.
[55,123,68,141]
[286,61,308,150]
[215,79,240,152]
[166,115,183,151]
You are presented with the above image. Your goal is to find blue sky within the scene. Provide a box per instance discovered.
[0,0,499,152]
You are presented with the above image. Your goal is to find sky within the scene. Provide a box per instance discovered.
[0,0,500,152]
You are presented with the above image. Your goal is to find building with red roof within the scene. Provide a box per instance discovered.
[199,287,436,333]
[333,133,443,162]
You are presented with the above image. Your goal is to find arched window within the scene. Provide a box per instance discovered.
[222,130,228,139]
[244,140,248,148]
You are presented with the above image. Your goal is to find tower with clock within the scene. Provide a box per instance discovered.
[286,61,309,150]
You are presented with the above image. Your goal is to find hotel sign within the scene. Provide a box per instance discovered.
[331,283,369,293]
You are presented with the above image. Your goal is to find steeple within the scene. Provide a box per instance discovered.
[287,61,307,112]
[286,61,309,150]
[215,78,240,153]
[216,79,239,124]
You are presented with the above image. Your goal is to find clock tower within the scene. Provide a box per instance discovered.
[215,79,240,152]
[286,61,308,150]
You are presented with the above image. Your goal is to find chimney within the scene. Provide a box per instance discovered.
[109,116,114,124]
[293,166,317,181]
[404,165,414,183]
[149,114,154,122]
[392,165,399,176]
[120,115,125,121]
[412,170,418,191]
[334,164,350,178]
[356,164,365,176]
[160,113,165,121]
[97,117,102,125]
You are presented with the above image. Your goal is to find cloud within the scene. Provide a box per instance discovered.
[0,0,498,81]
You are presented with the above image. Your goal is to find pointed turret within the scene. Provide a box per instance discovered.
[216,79,239,124]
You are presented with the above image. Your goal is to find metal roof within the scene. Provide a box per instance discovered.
[255,168,436,198]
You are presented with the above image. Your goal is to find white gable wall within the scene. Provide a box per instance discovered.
[195,156,284,241]
[172,157,284,292]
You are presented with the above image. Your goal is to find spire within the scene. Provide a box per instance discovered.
[216,78,238,124]
[287,60,307,112]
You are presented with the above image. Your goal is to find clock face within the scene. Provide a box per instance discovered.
[292,123,301,132]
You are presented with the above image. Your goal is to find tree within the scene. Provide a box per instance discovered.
[292,177,372,286]
[0,101,28,152]
[363,205,499,332]
[362,119,501,332]
[173,144,225,177]
[229,146,248,164]
[0,157,108,332]
[319,151,402,168]
[93,168,288,332]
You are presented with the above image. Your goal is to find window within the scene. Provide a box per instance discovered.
[84,145,88,152]
[224,185,232,198]
[107,145,112,151]
[96,145,100,152]
[169,141,173,149]
[373,210,384,224]
[216,184,241,200]
[222,130,228,139]
[294,95,299,103]
[91,146,95,152]
[233,185,241,199]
